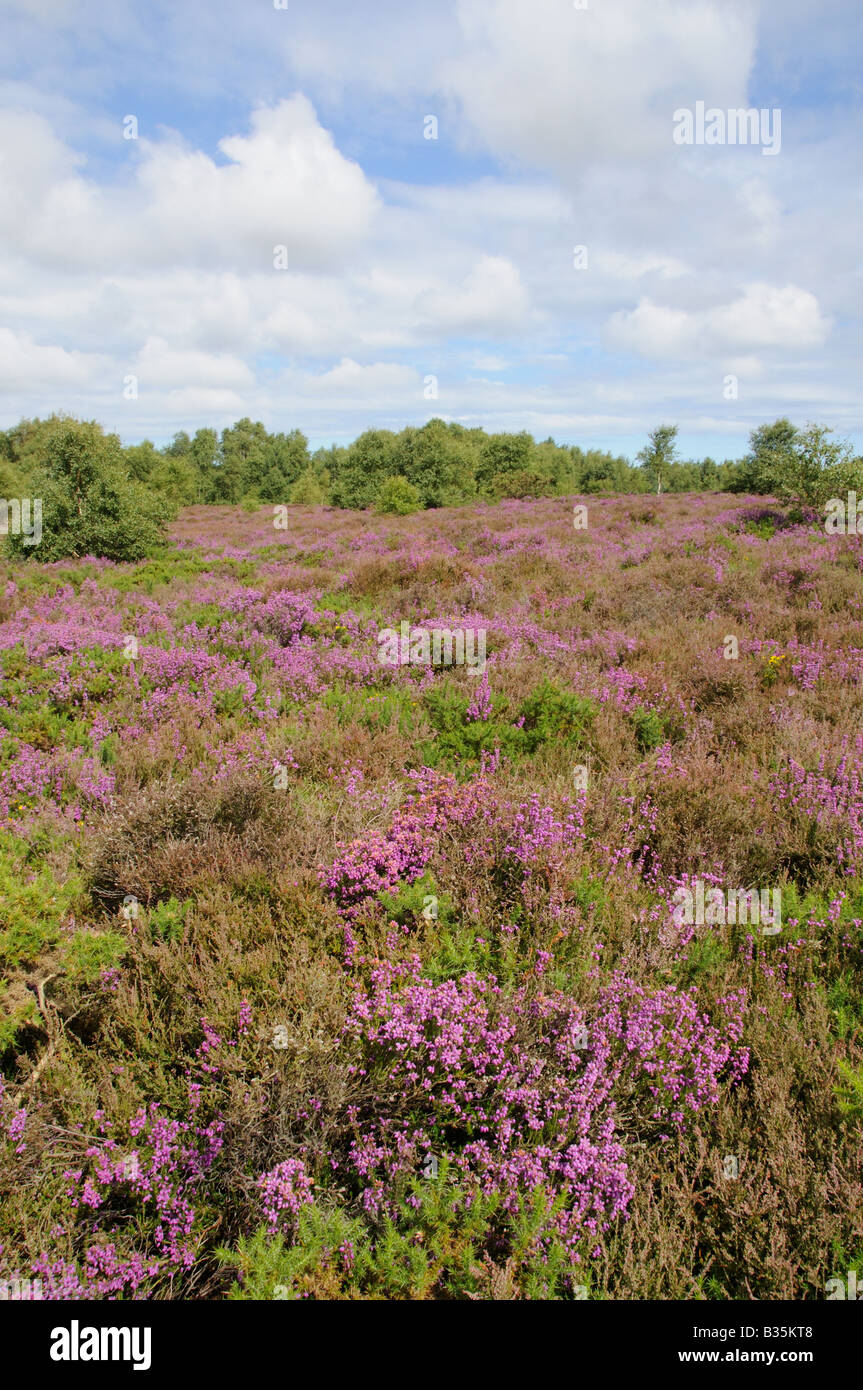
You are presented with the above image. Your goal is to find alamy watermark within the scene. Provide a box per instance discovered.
[673,102,781,156]
[825,492,863,534]
[0,1277,42,1299]
[826,1271,862,1300]
[672,881,781,934]
[0,498,42,546]
[50,1322,152,1370]
[378,621,487,676]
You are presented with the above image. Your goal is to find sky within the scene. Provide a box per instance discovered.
[0,0,860,460]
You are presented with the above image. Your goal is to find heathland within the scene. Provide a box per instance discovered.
[0,491,861,1299]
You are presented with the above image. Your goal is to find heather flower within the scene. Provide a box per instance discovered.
[256,1159,314,1234]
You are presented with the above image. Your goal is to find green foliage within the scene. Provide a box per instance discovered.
[63,929,126,982]
[631,705,666,753]
[219,1178,586,1300]
[0,845,79,970]
[376,475,421,515]
[377,872,453,930]
[0,983,38,1057]
[835,1060,863,1121]
[149,452,200,507]
[5,420,174,562]
[421,679,596,769]
[517,680,596,753]
[421,685,522,766]
[636,424,679,496]
[6,410,856,521]
[289,469,325,505]
[103,553,252,593]
[330,429,399,509]
[499,469,548,499]
[737,418,799,495]
[769,424,860,512]
[146,896,190,945]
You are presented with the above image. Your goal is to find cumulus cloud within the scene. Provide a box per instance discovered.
[0,97,379,273]
[301,358,420,402]
[412,256,529,335]
[606,284,831,359]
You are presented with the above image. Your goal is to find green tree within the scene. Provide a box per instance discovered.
[476,431,534,497]
[289,469,325,505]
[637,425,678,495]
[5,419,173,562]
[188,428,219,502]
[331,430,399,509]
[215,419,270,503]
[757,423,862,512]
[165,430,192,458]
[260,429,310,502]
[734,418,799,494]
[149,452,199,507]
[698,456,718,490]
[125,440,160,482]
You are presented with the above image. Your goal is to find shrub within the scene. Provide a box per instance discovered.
[376,476,421,515]
[631,705,666,753]
[517,681,596,754]
[289,470,325,505]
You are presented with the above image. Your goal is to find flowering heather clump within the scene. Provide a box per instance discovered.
[30,1099,226,1298]
[320,767,493,915]
[334,956,748,1273]
[257,1160,314,1234]
[767,746,863,874]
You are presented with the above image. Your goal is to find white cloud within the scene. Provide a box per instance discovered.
[443,0,755,172]
[594,252,691,281]
[708,284,830,351]
[154,387,251,418]
[134,337,255,391]
[606,284,831,359]
[303,358,419,399]
[413,256,529,335]
[0,326,105,391]
[0,97,379,273]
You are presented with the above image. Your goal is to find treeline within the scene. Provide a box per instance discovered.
[1,413,859,561]
[1,413,763,516]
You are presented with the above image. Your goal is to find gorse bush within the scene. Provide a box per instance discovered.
[421,679,597,768]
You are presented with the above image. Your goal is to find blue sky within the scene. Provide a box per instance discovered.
[0,0,860,461]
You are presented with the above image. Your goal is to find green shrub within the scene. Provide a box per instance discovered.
[517,680,596,753]
[421,680,596,769]
[289,470,325,505]
[146,896,190,944]
[376,476,421,515]
[377,872,452,930]
[631,705,666,753]
[219,1180,586,1300]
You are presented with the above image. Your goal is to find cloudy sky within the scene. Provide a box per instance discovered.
[0,0,860,458]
